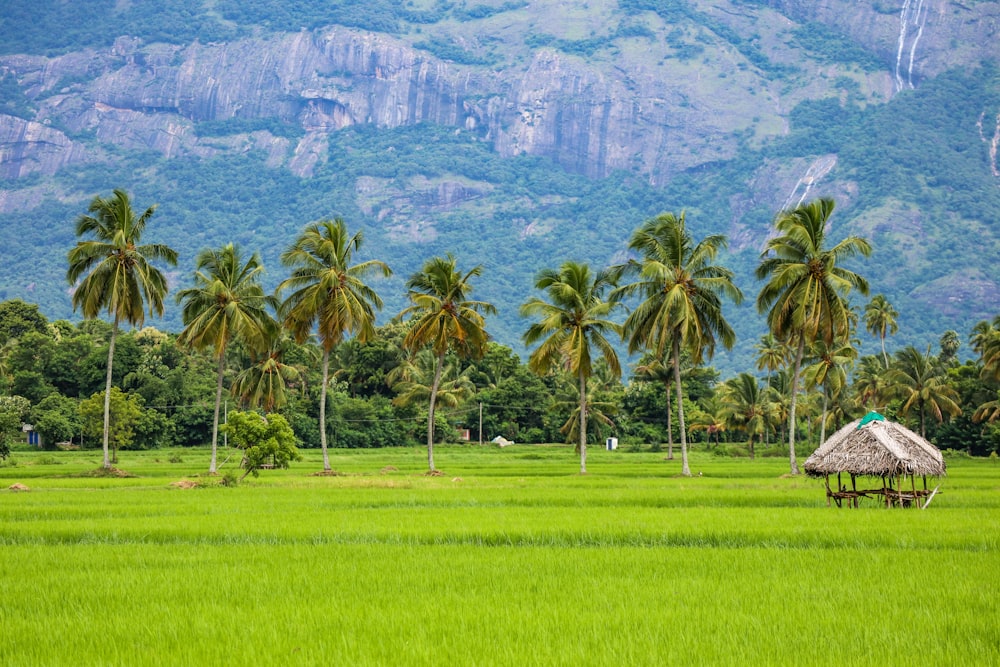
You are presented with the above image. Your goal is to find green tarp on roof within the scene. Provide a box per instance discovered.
[857,411,885,428]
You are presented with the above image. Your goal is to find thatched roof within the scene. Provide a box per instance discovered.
[804,414,946,478]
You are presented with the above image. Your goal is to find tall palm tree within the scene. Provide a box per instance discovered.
[718,372,769,459]
[885,345,961,438]
[853,355,886,411]
[400,254,495,472]
[863,294,898,369]
[176,244,277,474]
[66,189,177,469]
[278,219,391,472]
[756,197,871,474]
[614,212,743,477]
[521,261,621,474]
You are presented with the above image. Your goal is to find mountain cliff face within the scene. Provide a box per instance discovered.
[0,0,998,360]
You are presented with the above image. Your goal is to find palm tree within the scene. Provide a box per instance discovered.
[862,294,898,369]
[614,212,743,477]
[521,261,621,474]
[939,330,961,366]
[232,338,303,413]
[853,355,886,411]
[388,349,475,411]
[718,372,769,459]
[756,197,871,474]
[802,339,857,446]
[634,355,677,457]
[400,254,495,472]
[885,345,961,438]
[278,219,391,472]
[755,333,788,446]
[971,316,1000,381]
[176,244,277,474]
[66,189,177,469]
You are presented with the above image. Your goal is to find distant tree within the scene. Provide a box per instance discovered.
[29,393,81,448]
[176,244,277,474]
[939,330,961,366]
[0,395,30,460]
[755,333,789,445]
[223,410,300,480]
[802,339,857,445]
[400,255,495,472]
[231,339,303,414]
[66,189,177,469]
[718,373,769,458]
[633,355,675,457]
[521,261,621,473]
[0,299,49,344]
[614,212,743,476]
[278,219,390,472]
[885,346,961,438]
[971,316,1000,381]
[756,198,870,474]
[863,294,898,369]
[78,387,142,462]
[388,349,475,415]
[853,355,886,411]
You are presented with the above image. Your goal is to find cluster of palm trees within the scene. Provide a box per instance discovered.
[69,189,994,476]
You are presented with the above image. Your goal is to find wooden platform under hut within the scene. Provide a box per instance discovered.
[803,412,946,509]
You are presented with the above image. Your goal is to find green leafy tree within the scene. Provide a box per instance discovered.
[175,244,277,474]
[521,261,621,473]
[614,212,743,476]
[862,294,898,368]
[0,299,49,345]
[222,410,300,480]
[885,346,962,438]
[278,219,391,471]
[232,336,304,413]
[0,395,30,460]
[400,255,495,472]
[971,316,1000,382]
[756,198,870,474]
[78,387,143,463]
[66,189,178,469]
[29,393,81,448]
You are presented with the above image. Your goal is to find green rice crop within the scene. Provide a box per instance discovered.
[2,446,998,665]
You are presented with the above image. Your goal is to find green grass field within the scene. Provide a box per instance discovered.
[2,445,998,665]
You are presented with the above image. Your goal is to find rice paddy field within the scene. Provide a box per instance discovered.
[2,444,998,666]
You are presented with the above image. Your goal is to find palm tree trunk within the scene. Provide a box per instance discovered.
[664,379,674,459]
[787,337,804,475]
[673,337,691,477]
[881,333,889,369]
[919,398,926,439]
[819,387,828,446]
[209,352,225,474]
[101,320,119,469]
[320,348,331,471]
[579,368,587,474]
[426,352,445,472]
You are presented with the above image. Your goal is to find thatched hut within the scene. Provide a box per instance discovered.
[804,412,946,508]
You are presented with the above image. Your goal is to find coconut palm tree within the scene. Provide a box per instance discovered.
[718,372,770,459]
[756,197,871,474]
[885,345,961,438]
[387,349,475,411]
[755,333,789,446]
[176,244,277,474]
[863,294,898,369]
[802,339,857,446]
[278,219,391,472]
[634,354,676,458]
[853,354,886,411]
[521,261,621,474]
[971,316,1000,381]
[66,189,178,469]
[231,338,303,413]
[400,254,495,472]
[613,212,743,476]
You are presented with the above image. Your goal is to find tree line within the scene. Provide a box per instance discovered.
[1,190,998,476]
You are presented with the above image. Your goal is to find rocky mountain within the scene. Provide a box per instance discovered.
[1,0,998,370]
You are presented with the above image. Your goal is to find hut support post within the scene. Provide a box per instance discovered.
[851,474,857,508]
[910,474,917,508]
[824,474,831,507]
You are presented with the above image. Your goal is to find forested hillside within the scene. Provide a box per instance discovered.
[1,0,998,372]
